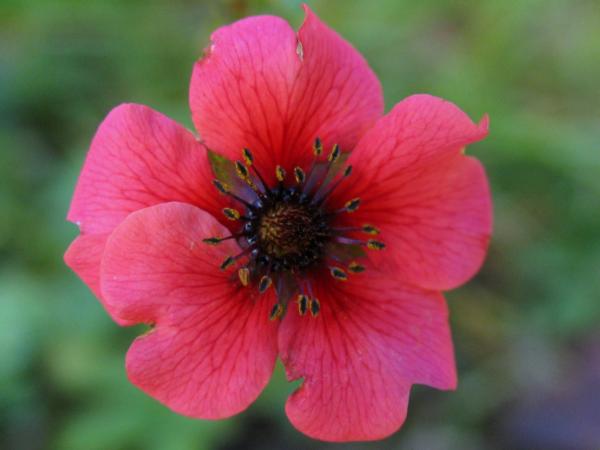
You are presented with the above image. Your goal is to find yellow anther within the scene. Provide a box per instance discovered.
[235,161,250,179]
[242,148,253,166]
[222,207,241,221]
[348,261,365,273]
[259,275,272,293]
[212,179,230,195]
[362,224,379,235]
[238,267,250,286]
[297,294,309,316]
[275,165,286,182]
[313,137,323,156]
[294,166,306,184]
[269,303,285,321]
[330,266,348,281]
[328,144,340,163]
[367,240,386,250]
[309,298,320,317]
[220,256,235,270]
[345,198,361,212]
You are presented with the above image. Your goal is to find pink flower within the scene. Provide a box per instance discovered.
[65,5,491,442]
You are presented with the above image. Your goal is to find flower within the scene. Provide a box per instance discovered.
[64,5,491,442]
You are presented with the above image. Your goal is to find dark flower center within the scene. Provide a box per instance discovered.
[205,139,385,320]
[251,189,330,271]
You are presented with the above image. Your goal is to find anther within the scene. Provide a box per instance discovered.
[328,144,341,163]
[276,165,286,182]
[313,137,323,156]
[242,149,269,190]
[259,275,273,293]
[220,256,235,270]
[367,240,386,250]
[202,237,223,245]
[330,266,348,281]
[212,179,230,194]
[238,267,250,286]
[222,207,241,221]
[269,303,285,321]
[362,224,379,235]
[309,298,320,317]
[348,261,365,273]
[343,165,353,177]
[294,167,306,184]
[242,148,253,166]
[344,198,361,212]
[235,161,250,179]
[297,294,309,316]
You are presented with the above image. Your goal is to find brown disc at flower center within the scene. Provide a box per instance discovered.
[258,203,319,258]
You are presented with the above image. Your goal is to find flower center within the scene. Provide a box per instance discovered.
[253,190,330,271]
[204,139,385,320]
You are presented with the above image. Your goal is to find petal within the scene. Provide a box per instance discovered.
[331,95,491,290]
[279,274,456,442]
[189,6,383,181]
[285,5,384,162]
[100,202,278,418]
[65,103,223,307]
[67,103,221,235]
[189,15,300,176]
[64,233,133,326]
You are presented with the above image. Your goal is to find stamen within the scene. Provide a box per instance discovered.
[220,247,253,270]
[329,266,348,281]
[222,207,241,221]
[269,303,285,321]
[242,148,269,192]
[235,160,261,192]
[367,240,386,250]
[259,275,273,293]
[297,294,309,316]
[328,144,341,163]
[212,179,230,195]
[220,256,235,270]
[212,179,253,208]
[362,224,379,235]
[242,147,253,166]
[314,164,353,203]
[235,160,250,179]
[275,165,286,182]
[348,261,365,273]
[313,137,323,156]
[238,267,250,286]
[309,297,320,317]
[344,198,361,212]
[202,237,223,245]
[294,166,306,184]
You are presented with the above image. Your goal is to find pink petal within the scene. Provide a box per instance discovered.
[279,274,456,442]
[65,104,222,307]
[331,94,491,290]
[68,103,221,235]
[189,6,382,181]
[101,202,278,418]
[64,233,133,326]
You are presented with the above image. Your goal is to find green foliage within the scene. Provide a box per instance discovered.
[1,0,599,449]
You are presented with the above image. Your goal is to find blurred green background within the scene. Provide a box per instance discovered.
[1,0,599,449]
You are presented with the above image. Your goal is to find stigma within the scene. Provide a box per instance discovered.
[204,139,384,320]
